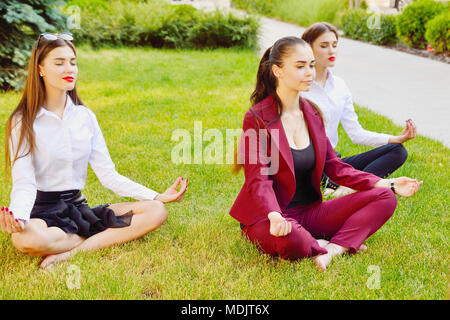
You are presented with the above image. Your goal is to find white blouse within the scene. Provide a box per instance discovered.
[9,96,159,221]
[301,69,392,149]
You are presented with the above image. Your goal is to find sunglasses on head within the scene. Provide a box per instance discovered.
[35,33,73,52]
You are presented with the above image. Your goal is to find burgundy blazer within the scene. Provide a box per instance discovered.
[229,95,382,226]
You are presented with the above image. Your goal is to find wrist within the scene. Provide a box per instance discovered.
[388,136,401,144]
[389,178,396,193]
[154,194,165,203]
[374,178,390,189]
[267,211,282,220]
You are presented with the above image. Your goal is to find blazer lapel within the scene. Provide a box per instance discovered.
[261,97,295,183]
[301,98,326,198]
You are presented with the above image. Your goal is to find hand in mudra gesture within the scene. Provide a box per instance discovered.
[154,177,188,203]
[268,211,292,237]
[0,207,25,234]
[393,177,423,197]
[397,119,417,143]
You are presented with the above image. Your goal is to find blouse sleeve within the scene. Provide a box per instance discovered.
[8,119,37,221]
[340,86,392,147]
[87,109,159,201]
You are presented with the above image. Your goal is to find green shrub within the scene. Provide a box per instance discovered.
[0,0,68,91]
[342,9,398,46]
[70,1,259,49]
[231,0,276,15]
[370,13,397,45]
[189,11,259,49]
[425,11,450,54]
[342,9,370,41]
[232,0,347,28]
[396,0,447,49]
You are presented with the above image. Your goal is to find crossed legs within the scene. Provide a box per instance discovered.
[243,188,397,270]
[11,200,167,269]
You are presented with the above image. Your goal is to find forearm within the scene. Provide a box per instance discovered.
[97,170,159,201]
[388,136,402,144]
[374,178,390,189]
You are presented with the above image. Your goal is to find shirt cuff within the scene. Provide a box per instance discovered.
[8,204,31,222]
[138,188,160,201]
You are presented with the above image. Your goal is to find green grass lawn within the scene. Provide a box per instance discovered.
[0,47,448,299]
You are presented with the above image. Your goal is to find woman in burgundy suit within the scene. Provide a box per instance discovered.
[230,36,422,271]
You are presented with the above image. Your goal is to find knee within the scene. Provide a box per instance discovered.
[144,200,168,229]
[372,187,397,202]
[11,230,50,255]
[371,188,398,219]
[276,234,311,260]
[391,143,408,166]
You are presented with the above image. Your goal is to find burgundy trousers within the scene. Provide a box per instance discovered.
[242,188,397,260]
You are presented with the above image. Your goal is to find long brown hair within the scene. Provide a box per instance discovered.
[232,36,323,174]
[301,22,339,46]
[4,37,83,177]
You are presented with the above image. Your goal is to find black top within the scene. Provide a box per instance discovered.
[287,137,319,208]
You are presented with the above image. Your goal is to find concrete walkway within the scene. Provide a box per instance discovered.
[173,0,450,148]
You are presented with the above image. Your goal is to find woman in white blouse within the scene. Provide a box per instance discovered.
[0,34,187,269]
[301,22,416,197]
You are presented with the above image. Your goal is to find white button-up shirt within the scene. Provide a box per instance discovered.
[9,96,159,221]
[301,70,392,149]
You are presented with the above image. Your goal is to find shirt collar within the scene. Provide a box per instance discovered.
[312,68,335,91]
[36,95,75,120]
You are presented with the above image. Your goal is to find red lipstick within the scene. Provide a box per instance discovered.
[63,76,74,82]
[328,57,335,62]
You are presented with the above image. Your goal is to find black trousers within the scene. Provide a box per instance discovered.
[322,143,408,190]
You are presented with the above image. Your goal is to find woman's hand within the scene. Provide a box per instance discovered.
[375,177,423,197]
[268,211,291,237]
[154,177,188,204]
[392,177,423,197]
[0,207,24,234]
[390,119,417,143]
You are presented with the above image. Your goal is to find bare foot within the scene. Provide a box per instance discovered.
[358,244,368,252]
[317,239,329,248]
[313,253,332,271]
[332,186,356,198]
[40,251,73,269]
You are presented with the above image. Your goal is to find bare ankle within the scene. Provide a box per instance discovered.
[325,242,348,256]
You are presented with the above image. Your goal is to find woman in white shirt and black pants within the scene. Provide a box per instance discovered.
[301,23,416,197]
[0,34,187,269]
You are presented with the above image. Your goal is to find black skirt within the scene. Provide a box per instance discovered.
[30,190,133,238]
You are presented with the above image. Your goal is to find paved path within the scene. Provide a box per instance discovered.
[174,0,450,148]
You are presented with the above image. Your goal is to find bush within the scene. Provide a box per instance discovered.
[342,9,370,41]
[370,13,397,45]
[341,9,397,45]
[425,11,450,54]
[0,0,68,91]
[189,11,260,49]
[396,0,447,49]
[70,0,259,49]
[231,0,276,15]
[232,0,348,28]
